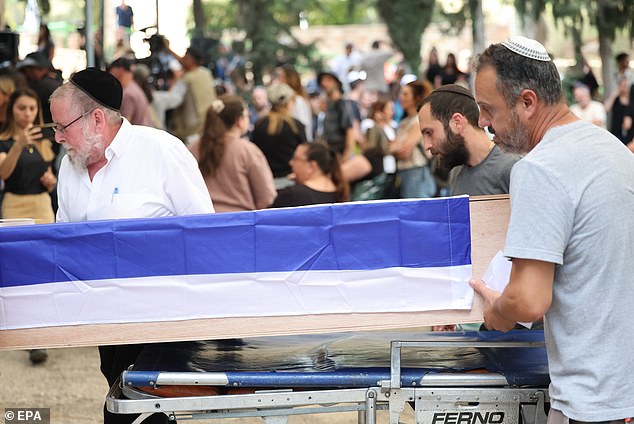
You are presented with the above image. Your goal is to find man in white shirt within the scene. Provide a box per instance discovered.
[569,82,606,128]
[50,68,214,424]
[330,42,362,93]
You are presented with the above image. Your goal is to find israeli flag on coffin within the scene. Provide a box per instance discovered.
[0,197,472,331]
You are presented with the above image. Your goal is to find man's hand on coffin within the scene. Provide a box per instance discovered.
[470,279,516,331]
[471,258,554,332]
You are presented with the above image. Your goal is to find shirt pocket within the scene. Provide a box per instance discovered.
[109,193,160,219]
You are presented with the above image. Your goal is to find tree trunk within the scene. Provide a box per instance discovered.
[595,0,615,96]
[192,0,206,36]
[470,0,485,57]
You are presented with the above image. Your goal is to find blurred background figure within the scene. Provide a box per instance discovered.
[36,23,55,65]
[251,82,306,189]
[189,95,275,212]
[0,75,16,129]
[440,52,464,86]
[330,42,362,93]
[343,99,398,201]
[317,71,355,160]
[115,0,134,46]
[360,40,394,97]
[425,47,443,88]
[390,79,435,198]
[615,52,634,88]
[108,58,155,127]
[271,142,349,207]
[247,85,270,132]
[570,82,606,128]
[164,43,216,144]
[274,64,313,141]
[604,76,633,145]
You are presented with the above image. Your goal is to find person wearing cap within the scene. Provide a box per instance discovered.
[251,82,306,190]
[317,71,356,160]
[17,51,62,149]
[418,84,520,196]
[108,57,155,127]
[469,37,634,423]
[50,68,214,424]
[163,42,217,144]
[274,64,313,141]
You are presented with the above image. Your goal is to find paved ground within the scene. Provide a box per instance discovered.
[0,347,414,423]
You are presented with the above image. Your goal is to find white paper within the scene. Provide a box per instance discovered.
[482,251,532,329]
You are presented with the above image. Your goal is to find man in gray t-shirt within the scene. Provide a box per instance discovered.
[471,37,634,422]
[418,84,520,196]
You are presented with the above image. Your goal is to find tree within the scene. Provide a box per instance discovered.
[514,0,634,96]
[192,0,206,38]
[376,0,435,74]
[233,0,321,86]
[468,0,485,56]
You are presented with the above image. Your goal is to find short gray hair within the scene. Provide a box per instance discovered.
[474,43,563,108]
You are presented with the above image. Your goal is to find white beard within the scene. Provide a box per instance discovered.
[68,131,104,172]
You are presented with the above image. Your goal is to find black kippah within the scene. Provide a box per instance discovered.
[431,84,475,100]
[70,67,122,111]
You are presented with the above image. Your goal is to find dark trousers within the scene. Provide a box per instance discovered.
[99,344,171,424]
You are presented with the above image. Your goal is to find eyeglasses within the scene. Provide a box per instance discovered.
[53,110,91,135]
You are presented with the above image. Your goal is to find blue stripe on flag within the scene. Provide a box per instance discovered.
[0,197,471,288]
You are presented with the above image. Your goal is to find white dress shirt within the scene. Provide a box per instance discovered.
[56,119,214,222]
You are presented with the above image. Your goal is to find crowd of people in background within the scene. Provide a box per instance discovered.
[1,28,631,424]
[3,31,634,236]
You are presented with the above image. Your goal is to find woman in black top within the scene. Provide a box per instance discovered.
[0,88,56,223]
[604,76,634,144]
[271,142,349,207]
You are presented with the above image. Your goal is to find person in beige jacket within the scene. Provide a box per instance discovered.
[166,44,217,144]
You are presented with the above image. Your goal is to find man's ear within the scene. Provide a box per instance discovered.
[449,112,465,134]
[518,89,538,117]
[92,108,107,132]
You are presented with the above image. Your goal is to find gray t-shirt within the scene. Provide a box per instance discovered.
[449,145,520,196]
[505,120,634,421]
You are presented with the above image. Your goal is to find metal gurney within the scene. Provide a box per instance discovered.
[107,329,550,424]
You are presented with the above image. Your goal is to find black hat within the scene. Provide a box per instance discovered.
[70,68,122,111]
[17,51,50,69]
[317,71,343,93]
[431,84,475,100]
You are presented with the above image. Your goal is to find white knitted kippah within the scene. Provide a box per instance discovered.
[501,36,551,62]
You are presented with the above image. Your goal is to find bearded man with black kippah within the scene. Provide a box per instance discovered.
[50,67,214,424]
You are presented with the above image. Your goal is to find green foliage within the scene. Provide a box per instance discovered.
[233,0,323,85]
[200,0,238,35]
[435,3,468,36]
[376,0,435,73]
[306,0,376,25]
